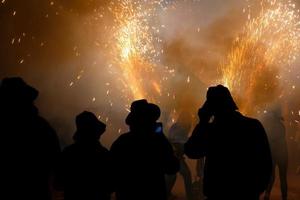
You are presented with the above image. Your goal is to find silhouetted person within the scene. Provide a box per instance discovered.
[110,100,179,200]
[262,108,288,200]
[58,111,112,200]
[166,113,193,200]
[184,85,272,200]
[0,77,60,200]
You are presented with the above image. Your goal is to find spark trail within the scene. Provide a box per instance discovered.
[222,0,300,114]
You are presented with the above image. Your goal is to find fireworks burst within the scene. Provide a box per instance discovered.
[221,0,300,114]
[110,0,166,102]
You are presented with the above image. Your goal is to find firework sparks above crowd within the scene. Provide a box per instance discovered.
[106,0,300,120]
[221,0,300,115]
[1,0,300,144]
[111,0,164,101]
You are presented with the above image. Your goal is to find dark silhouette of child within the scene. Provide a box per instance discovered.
[59,111,112,200]
[184,85,272,200]
[110,100,179,200]
[0,77,60,200]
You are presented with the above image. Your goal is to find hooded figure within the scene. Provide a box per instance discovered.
[0,77,60,200]
[110,100,179,200]
[59,111,112,200]
[184,85,272,200]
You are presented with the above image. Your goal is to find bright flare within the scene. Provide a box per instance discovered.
[112,0,164,101]
[221,0,300,114]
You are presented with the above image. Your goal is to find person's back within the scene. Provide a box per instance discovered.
[184,85,272,200]
[2,112,60,200]
[61,142,111,200]
[59,111,112,200]
[111,131,178,200]
[0,77,60,200]
[110,100,179,200]
[203,112,270,198]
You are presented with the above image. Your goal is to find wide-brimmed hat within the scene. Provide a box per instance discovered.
[125,99,160,126]
[73,111,106,142]
[76,111,106,132]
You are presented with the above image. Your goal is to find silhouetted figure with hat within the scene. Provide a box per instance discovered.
[0,77,60,200]
[262,107,288,200]
[184,85,272,200]
[58,111,112,200]
[110,100,179,200]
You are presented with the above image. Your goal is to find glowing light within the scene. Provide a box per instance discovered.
[152,81,161,95]
[110,0,165,101]
[187,76,190,83]
[221,0,300,114]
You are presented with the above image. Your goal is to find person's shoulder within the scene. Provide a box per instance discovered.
[111,132,132,148]
[238,113,262,124]
[116,132,133,141]
[35,115,56,133]
[239,114,265,134]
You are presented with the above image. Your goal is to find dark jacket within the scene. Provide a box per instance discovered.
[110,131,179,200]
[59,141,112,200]
[185,111,272,199]
[1,109,60,200]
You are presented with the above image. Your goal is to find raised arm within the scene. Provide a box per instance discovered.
[184,121,210,159]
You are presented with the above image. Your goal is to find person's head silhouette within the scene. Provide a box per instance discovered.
[0,77,38,106]
[126,99,160,132]
[0,77,39,116]
[200,85,238,117]
[73,111,106,143]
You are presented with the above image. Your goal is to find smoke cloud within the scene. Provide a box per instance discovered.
[1,0,300,148]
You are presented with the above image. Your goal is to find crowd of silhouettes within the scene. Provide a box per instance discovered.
[1,77,279,200]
